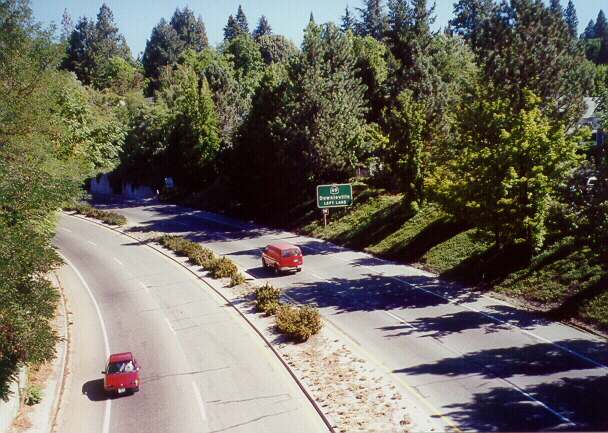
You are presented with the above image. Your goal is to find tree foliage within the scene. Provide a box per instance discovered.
[142,8,208,95]
[62,4,131,87]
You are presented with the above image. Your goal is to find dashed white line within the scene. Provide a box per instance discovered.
[164,317,175,333]
[113,257,123,266]
[87,241,97,247]
[191,381,207,422]
[384,311,416,329]
[60,227,73,233]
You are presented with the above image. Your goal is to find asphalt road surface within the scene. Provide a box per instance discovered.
[97,199,608,432]
[54,214,328,433]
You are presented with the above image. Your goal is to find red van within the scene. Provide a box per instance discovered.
[102,352,140,395]
[262,243,303,273]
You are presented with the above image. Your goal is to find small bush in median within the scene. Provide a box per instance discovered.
[208,256,239,279]
[229,273,246,287]
[66,203,127,226]
[275,304,322,342]
[255,283,281,315]
[24,384,43,406]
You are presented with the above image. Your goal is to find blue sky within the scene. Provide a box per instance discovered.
[30,0,607,57]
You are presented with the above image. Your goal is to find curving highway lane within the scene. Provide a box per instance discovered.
[53,214,328,433]
[101,199,608,432]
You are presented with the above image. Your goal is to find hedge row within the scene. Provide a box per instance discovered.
[158,235,246,286]
[254,283,322,342]
[65,203,127,226]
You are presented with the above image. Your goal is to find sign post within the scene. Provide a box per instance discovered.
[316,183,353,226]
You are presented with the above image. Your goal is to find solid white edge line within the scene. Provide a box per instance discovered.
[61,228,73,233]
[57,252,111,433]
[113,257,123,266]
[191,381,207,422]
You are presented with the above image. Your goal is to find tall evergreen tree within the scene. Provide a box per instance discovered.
[454,0,591,124]
[253,15,272,39]
[143,8,209,94]
[235,5,249,34]
[596,11,608,64]
[142,19,183,95]
[549,0,563,16]
[564,0,578,38]
[169,7,208,51]
[450,0,496,45]
[92,4,131,64]
[341,6,357,32]
[594,10,608,40]
[62,4,131,86]
[224,15,239,41]
[356,0,388,40]
[62,17,96,84]
[584,19,596,39]
[60,9,73,42]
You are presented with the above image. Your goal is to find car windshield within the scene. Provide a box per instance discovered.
[282,248,300,257]
[107,361,132,374]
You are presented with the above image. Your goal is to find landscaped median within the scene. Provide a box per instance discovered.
[64,203,127,226]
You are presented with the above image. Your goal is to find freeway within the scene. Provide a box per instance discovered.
[101,199,608,432]
[53,214,329,433]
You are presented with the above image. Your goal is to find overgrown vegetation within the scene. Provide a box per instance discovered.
[66,203,127,226]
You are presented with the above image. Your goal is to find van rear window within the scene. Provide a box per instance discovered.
[282,248,300,257]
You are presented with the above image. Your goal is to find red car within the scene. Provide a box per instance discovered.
[262,242,303,274]
[102,352,140,395]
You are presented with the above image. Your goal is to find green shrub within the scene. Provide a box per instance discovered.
[208,256,239,279]
[66,203,127,226]
[24,384,43,406]
[255,283,281,314]
[229,273,246,287]
[275,304,322,342]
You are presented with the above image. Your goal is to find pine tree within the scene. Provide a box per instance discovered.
[93,4,131,64]
[596,11,608,63]
[594,10,608,40]
[60,9,73,42]
[253,16,272,39]
[564,0,578,38]
[356,0,388,40]
[450,0,496,44]
[235,5,249,34]
[224,15,239,41]
[142,19,183,94]
[341,6,357,32]
[549,0,563,16]
[170,7,208,51]
[584,19,596,39]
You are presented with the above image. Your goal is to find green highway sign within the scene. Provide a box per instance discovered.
[317,184,353,208]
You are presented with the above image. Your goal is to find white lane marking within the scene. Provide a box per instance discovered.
[164,317,175,333]
[386,274,608,371]
[58,253,111,433]
[60,227,73,233]
[191,381,207,421]
[87,241,97,247]
[308,271,327,281]
[384,309,575,425]
[113,257,123,266]
[140,281,149,293]
[384,311,416,329]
